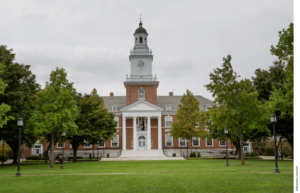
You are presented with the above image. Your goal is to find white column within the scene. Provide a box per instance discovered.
[133,117,137,150]
[122,117,126,150]
[147,116,151,150]
[158,116,162,150]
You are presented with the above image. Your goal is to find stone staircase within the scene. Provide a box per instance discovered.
[101,150,184,161]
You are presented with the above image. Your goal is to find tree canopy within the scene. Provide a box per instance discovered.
[204,55,270,165]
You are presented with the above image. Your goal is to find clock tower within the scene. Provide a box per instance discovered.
[124,21,159,106]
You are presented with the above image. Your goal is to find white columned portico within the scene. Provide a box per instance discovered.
[122,117,126,150]
[158,116,162,150]
[147,116,151,150]
[133,116,137,150]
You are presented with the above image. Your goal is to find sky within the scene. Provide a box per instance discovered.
[0,0,294,101]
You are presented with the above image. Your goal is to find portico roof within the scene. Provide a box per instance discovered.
[120,99,163,112]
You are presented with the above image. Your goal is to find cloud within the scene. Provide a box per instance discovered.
[0,0,293,100]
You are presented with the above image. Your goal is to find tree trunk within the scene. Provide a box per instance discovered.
[239,123,245,165]
[92,145,94,157]
[190,138,193,154]
[50,132,54,168]
[45,142,51,164]
[73,148,78,162]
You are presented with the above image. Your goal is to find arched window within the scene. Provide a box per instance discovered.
[139,37,143,43]
[139,136,146,140]
[139,88,145,99]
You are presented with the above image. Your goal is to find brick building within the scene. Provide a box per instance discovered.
[25,21,253,158]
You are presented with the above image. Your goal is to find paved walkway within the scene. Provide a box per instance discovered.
[101,157,185,161]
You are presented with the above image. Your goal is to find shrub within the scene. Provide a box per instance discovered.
[245,152,250,157]
[0,156,8,162]
[68,156,83,159]
[190,152,196,157]
[197,152,201,158]
[250,152,255,157]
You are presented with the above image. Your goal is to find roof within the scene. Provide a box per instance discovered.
[102,95,214,115]
[134,22,148,35]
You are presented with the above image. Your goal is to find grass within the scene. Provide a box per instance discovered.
[0,159,293,193]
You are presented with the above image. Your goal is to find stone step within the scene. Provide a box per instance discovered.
[120,150,165,158]
[101,157,185,161]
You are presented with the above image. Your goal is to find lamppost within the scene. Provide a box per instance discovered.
[16,117,23,177]
[2,141,5,165]
[224,128,229,166]
[60,130,66,169]
[271,113,280,173]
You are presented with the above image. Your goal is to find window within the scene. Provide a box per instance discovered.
[192,137,200,146]
[219,140,226,146]
[114,117,119,127]
[139,37,143,43]
[70,144,72,148]
[165,134,173,147]
[179,138,187,147]
[165,116,172,127]
[166,105,171,111]
[57,143,64,148]
[195,122,199,127]
[98,141,105,147]
[111,135,119,147]
[84,140,91,148]
[139,88,145,99]
[112,105,117,111]
[205,104,211,110]
[206,138,213,146]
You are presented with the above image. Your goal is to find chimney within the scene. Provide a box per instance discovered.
[110,92,114,97]
[169,92,173,96]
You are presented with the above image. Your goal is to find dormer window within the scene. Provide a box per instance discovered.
[205,104,211,110]
[112,105,117,111]
[139,88,145,99]
[166,105,171,111]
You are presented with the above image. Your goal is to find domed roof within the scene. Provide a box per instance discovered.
[134,22,148,35]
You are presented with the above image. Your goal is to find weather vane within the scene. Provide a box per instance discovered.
[139,14,143,22]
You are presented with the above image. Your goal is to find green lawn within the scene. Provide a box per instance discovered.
[0,159,293,193]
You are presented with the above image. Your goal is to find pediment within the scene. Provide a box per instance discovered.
[120,100,163,112]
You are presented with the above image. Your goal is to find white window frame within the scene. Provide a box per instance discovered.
[84,140,92,148]
[195,122,199,127]
[165,116,172,127]
[192,137,200,147]
[206,138,213,146]
[219,140,226,146]
[57,142,64,148]
[205,104,211,110]
[165,134,173,147]
[111,135,119,147]
[70,143,72,148]
[179,138,187,147]
[138,88,145,99]
[166,104,171,111]
[98,140,105,148]
[112,105,117,111]
[114,117,119,127]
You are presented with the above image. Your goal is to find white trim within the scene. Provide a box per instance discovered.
[112,105,118,111]
[70,143,72,148]
[84,140,92,148]
[98,141,105,148]
[192,137,200,147]
[206,138,213,146]
[165,116,172,127]
[166,104,171,111]
[114,117,119,127]
[57,143,64,148]
[179,138,187,147]
[219,140,226,146]
[111,135,119,147]
[165,134,173,147]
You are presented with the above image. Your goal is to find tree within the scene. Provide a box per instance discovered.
[170,90,206,153]
[27,67,79,168]
[252,60,293,153]
[204,55,270,165]
[0,63,13,128]
[68,88,117,162]
[0,45,39,163]
[270,23,294,116]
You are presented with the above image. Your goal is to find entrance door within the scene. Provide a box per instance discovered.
[138,136,146,150]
